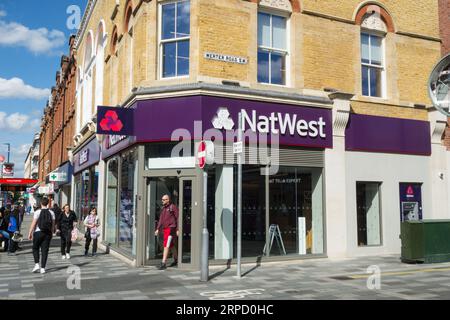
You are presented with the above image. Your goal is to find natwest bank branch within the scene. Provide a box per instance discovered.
[96,85,435,270]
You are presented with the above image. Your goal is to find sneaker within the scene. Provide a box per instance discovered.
[40,268,46,274]
[62,255,66,260]
[66,253,71,259]
[169,260,178,267]
[91,253,96,257]
[157,263,167,270]
[32,264,40,273]
[84,251,88,256]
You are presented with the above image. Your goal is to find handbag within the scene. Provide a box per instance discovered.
[85,228,91,239]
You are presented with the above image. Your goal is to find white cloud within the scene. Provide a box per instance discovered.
[0,111,40,132]
[0,12,65,54]
[13,144,32,157]
[0,77,50,100]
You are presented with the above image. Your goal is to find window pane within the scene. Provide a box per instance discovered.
[162,3,175,40]
[177,40,190,76]
[361,33,370,64]
[370,35,382,65]
[257,50,270,83]
[163,42,176,78]
[119,151,137,255]
[106,158,118,245]
[176,1,190,38]
[258,12,271,47]
[272,15,286,50]
[362,65,369,96]
[370,67,382,97]
[357,182,381,246]
[271,52,286,85]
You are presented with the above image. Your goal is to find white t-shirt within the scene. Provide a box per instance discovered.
[34,208,55,232]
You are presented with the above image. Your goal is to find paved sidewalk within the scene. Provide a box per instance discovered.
[1,216,450,300]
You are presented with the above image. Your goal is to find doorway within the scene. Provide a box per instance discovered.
[144,175,195,267]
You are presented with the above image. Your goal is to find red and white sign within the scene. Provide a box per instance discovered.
[2,163,14,177]
[197,141,207,169]
[196,141,215,169]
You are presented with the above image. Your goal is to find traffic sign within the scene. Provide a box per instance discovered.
[197,141,206,169]
[233,141,243,154]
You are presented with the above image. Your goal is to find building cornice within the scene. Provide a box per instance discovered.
[122,82,333,109]
[74,0,97,50]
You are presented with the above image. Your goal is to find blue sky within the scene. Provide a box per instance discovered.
[0,0,86,177]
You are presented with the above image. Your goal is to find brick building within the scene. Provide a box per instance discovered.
[72,0,447,268]
[38,35,77,205]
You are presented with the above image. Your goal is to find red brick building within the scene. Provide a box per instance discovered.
[38,35,77,205]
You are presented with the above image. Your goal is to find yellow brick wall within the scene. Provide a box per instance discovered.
[198,0,251,81]
[301,0,440,39]
[74,0,441,125]
[300,15,359,94]
[351,101,428,121]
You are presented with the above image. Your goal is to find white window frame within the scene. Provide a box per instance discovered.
[257,9,290,87]
[361,31,386,99]
[158,0,191,80]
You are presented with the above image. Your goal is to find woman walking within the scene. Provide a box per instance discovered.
[84,207,100,257]
[57,204,78,260]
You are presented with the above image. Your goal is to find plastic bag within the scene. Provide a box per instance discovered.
[71,228,84,242]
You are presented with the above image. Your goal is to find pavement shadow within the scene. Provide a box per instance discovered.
[208,259,232,281]
[241,256,262,278]
[45,262,91,273]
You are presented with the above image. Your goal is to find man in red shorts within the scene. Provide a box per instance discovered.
[155,194,179,270]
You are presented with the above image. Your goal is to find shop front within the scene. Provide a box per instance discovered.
[98,93,332,269]
[47,161,73,207]
[73,137,101,221]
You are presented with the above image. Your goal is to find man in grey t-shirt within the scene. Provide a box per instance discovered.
[27,198,55,274]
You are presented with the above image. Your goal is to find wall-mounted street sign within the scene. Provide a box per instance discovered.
[204,52,248,65]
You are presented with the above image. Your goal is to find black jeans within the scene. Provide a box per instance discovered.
[60,230,72,255]
[33,231,52,268]
[85,237,97,254]
[8,232,16,253]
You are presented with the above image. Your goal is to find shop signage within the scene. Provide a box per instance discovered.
[204,52,248,65]
[196,141,214,169]
[49,172,67,182]
[105,135,127,150]
[0,179,38,185]
[212,108,327,138]
[79,149,89,166]
[133,95,333,148]
[97,106,135,136]
[2,163,14,177]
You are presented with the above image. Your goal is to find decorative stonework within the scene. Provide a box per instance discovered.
[361,13,387,32]
[259,0,292,13]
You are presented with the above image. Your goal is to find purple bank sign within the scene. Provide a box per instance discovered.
[133,96,333,148]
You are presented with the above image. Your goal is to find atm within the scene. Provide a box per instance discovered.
[401,202,419,221]
[399,183,423,222]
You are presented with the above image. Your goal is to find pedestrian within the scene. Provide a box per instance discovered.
[0,207,10,252]
[27,198,55,274]
[18,204,25,231]
[154,194,179,270]
[53,204,62,232]
[84,207,100,257]
[57,204,78,260]
[7,207,19,256]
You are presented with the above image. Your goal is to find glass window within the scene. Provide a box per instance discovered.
[105,158,119,245]
[234,166,266,258]
[160,0,190,78]
[361,33,384,97]
[119,150,138,254]
[268,167,324,256]
[356,182,382,246]
[258,12,287,85]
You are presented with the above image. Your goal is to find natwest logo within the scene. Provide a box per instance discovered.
[100,110,124,132]
[242,110,326,138]
[212,107,235,130]
[212,107,327,139]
